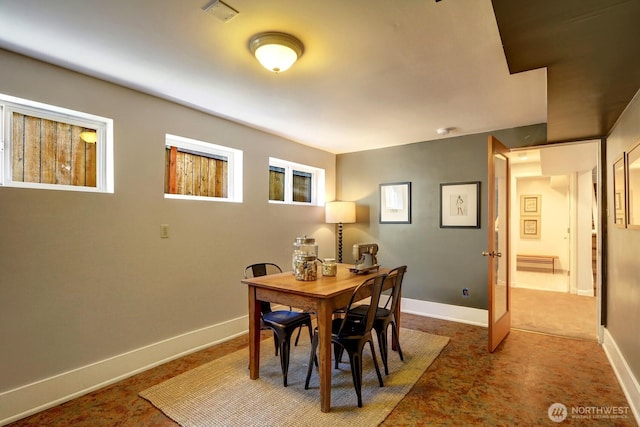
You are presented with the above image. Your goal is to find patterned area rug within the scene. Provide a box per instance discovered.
[140,328,449,427]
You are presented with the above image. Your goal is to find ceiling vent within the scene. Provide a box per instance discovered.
[202,0,239,23]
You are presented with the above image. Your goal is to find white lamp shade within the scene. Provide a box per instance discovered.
[325,201,356,224]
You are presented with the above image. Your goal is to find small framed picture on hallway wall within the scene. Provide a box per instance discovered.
[520,194,541,216]
[520,217,541,239]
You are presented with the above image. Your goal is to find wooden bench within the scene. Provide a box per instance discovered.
[516,254,558,274]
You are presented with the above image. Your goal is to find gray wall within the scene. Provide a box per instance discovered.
[336,125,547,310]
[605,89,640,383]
[0,49,336,391]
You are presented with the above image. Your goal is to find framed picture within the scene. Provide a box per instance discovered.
[520,194,541,216]
[613,154,626,228]
[627,140,640,230]
[439,181,480,228]
[379,182,411,224]
[520,217,541,239]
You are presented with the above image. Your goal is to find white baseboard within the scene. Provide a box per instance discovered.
[0,316,248,426]
[401,297,488,327]
[602,328,640,425]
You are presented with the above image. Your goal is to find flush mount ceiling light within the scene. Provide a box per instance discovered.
[249,32,304,73]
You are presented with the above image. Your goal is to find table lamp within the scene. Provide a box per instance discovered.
[325,201,356,263]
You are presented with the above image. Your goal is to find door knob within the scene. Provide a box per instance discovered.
[495,252,502,258]
[482,251,492,257]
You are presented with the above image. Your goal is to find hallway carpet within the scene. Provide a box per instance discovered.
[511,287,598,341]
[7,314,636,426]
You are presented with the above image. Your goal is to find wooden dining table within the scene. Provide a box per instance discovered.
[241,263,394,413]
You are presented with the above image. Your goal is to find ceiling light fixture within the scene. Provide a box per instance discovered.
[249,32,304,73]
[436,127,450,136]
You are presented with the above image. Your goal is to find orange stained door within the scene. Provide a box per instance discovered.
[486,135,511,352]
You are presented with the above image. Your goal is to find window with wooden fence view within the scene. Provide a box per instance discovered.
[269,165,313,203]
[165,146,228,198]
[293,170,312,202]
[11,112,97,187]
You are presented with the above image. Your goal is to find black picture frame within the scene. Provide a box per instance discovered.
[439,181,481,228]
[379,182,411,224]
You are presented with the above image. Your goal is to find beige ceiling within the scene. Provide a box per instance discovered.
[0,0,548,154]
[0,1,636,154]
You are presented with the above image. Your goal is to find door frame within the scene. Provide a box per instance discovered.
[507,140,604,343]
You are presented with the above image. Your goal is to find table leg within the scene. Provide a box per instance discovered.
[248,285,260,380]
[317,301,332,412]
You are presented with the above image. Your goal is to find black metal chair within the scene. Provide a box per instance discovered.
[304,273,387,407]
[244,262,313,387]
[349,266,407,375]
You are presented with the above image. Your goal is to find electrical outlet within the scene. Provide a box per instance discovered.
[160,224,169,239]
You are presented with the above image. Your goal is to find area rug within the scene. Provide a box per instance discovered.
[139,328,449,427]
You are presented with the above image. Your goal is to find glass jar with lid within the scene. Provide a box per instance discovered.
[292,236,318,272]
[322,258,337,277]
[294,254,318,281]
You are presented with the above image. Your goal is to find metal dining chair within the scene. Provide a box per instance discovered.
[348,265,407,375]
[244,262,313,387]
[304,273,387,407]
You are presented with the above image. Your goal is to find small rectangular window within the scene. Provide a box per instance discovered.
[164,134,242,203]
[1,94,114,193]
[269,157,325,205]
[293,170,312,202]
[11,112,97,187]
[269,165,285,201]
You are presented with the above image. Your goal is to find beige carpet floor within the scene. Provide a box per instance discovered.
[139,328,449,427]
[511,286,597,340]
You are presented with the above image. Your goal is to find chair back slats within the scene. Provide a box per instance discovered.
[244,262,282,279]
[338,274,387,336]
[252,263,268,277]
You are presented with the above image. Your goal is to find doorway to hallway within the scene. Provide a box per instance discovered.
[508,141,600,341]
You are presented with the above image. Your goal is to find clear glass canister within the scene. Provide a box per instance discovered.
[292,236,318,272]
[322,258,337,277]
[294,254,318,281]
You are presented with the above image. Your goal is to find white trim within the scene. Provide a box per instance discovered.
[0,316,248,426]
[602,328,640,425]
[576,288,595,297]
[401,297,488,327]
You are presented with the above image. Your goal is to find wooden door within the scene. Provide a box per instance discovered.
[486,135,511,352]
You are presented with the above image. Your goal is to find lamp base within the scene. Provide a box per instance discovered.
[337,222,343,263]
